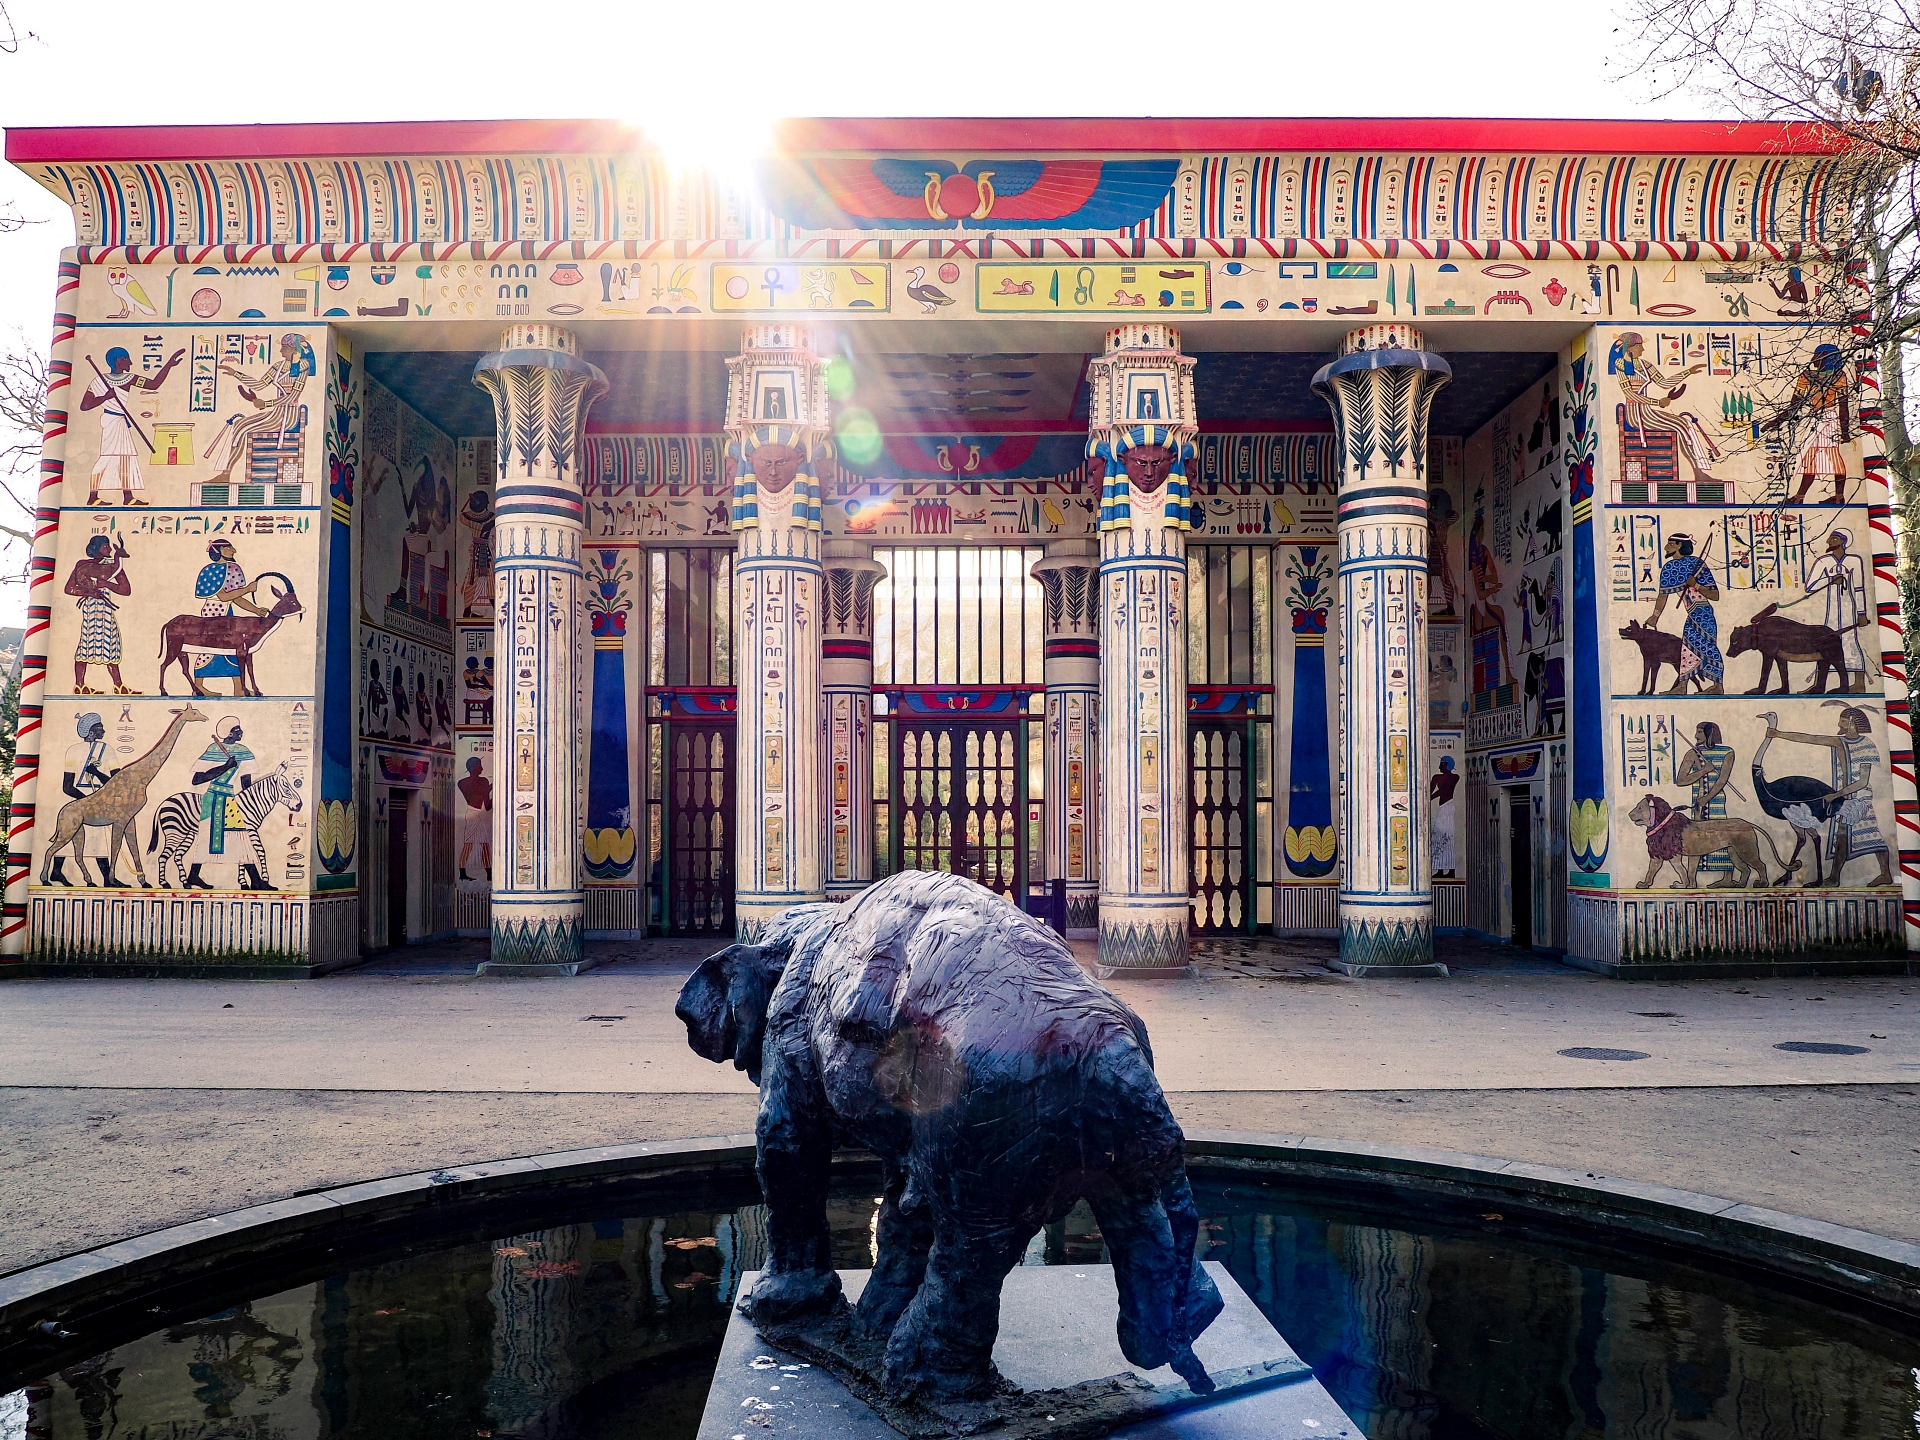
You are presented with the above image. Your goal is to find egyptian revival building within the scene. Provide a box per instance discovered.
[1,116,1915,979]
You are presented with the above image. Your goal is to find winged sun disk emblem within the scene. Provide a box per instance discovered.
[923,170,996,222]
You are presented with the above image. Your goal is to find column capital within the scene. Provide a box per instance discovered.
[1310,329,1451,502]
[823,551,886,658]
[725,326,829,546]
[1038,536,1099,563]
[822,537,878,564]
[1087,326,1198,542]
[472,327,608,521]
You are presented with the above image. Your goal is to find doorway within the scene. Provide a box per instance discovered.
[892,719,1024,902]
[1506,786,1532,949]
[1190,720,1253,933]
[386,788,413,949]
[665,722,735,937]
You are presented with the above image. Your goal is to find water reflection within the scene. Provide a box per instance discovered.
[17,1185,1920,1439]
[1203,1198,1920,1439]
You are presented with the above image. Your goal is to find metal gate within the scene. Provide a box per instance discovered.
[892,720,1024,902]
[1189,720,1253,933]
[666,721,734,937]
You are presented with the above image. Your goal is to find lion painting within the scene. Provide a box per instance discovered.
[1627,793,1797,890]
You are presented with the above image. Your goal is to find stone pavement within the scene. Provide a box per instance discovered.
[4,933,1918,1274]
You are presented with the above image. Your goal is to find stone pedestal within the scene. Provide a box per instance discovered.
[1092,325,1197,977]
[727,326,829,940]
[471,324,607,971]
[1312,324,1451,977]
[822,541,885,902]
[695,1265,1358,1440]
[1032,539,1101,936]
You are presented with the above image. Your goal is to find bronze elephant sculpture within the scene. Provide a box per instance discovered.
[676,869,1221,1403]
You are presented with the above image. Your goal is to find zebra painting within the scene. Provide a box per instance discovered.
[147,762,304,890]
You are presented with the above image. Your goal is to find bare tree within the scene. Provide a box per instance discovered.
[0,333,47,567]
[0,1,38,236]
[1615,0,1920,698]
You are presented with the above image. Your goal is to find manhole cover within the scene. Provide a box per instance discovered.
[1774,1041,1870,1055]
[1558,1047,1651,1061]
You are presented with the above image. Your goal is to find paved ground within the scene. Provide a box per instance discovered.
[4,933,1917,1275]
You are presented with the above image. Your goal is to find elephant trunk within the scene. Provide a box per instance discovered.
[1089,1172,1223,1390]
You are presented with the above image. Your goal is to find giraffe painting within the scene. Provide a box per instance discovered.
[40,704,208,888]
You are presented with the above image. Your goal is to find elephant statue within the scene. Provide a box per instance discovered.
[675,869,1223,1403]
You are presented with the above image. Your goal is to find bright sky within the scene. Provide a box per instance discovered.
[0,0,1698,628]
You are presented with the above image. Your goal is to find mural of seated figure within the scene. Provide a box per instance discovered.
[675,870,1223,1425]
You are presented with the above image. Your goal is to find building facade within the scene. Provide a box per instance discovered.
[2,117,1914,978]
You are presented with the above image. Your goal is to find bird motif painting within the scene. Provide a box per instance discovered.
[905,267,955,315]
[106,268,157,320]
[1751,711,1842,885]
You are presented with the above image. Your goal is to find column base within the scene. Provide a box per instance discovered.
[488,896,585,972]
[736,892,827,943]
[1066,885,1099,939]
[1095,900,1191,978]
[1337,908,1440,976]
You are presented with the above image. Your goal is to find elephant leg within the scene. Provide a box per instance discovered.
[742,1031,842,1327]
[1090,1177,1222,1392]
[882,1208,1024,1401]
[855,1154,933,1343]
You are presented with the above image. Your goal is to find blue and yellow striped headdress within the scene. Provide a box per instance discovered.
[729,424,824,532]
[1094,424,1193,532]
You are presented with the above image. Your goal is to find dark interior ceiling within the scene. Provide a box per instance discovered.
[367,348,1558,449]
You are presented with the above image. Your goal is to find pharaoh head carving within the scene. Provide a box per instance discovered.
[1123,444,1175,495]
[752,443,804,495]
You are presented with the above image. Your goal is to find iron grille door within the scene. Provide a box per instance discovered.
[1189,720,1252,933]
[667,721,734,937]
[893,720,1022,901]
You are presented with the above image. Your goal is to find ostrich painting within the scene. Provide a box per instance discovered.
[1751,711,1837,884]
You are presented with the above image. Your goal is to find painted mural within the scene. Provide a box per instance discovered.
[453,438,497,932]
[356,378,458,948]
[25,311,337,963]
[1559,292,1908,964]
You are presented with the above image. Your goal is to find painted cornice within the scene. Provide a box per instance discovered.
[3,117,1856,252]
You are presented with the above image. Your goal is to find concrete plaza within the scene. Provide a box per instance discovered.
[4,935,1917,1274]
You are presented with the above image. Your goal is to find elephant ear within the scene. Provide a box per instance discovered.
[676,950,740,1065]
[675,944,779,1078]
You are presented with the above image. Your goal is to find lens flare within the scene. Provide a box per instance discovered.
[835,407,882,467]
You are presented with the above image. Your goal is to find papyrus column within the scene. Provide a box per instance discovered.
[472,325,607,968]
[1311,323,1451,977]
[822,540,884,902]
[1032,538,1100,936]
[1092,324,1196,977]
[726,326,828,939]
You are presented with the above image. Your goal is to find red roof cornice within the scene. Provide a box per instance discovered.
[4,115,1848,164]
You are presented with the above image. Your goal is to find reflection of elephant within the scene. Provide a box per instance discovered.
[676,870,1221,1402]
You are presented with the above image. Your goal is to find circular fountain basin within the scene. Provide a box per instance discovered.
[4,1134,1917,1438]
